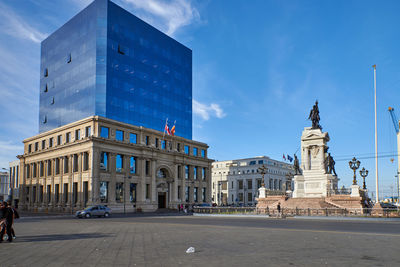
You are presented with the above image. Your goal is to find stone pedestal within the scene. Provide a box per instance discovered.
[258,186,266,199]
[293,127,339,198]
[350,185,360,197]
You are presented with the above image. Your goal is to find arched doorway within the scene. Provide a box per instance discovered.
[156,167,174,209]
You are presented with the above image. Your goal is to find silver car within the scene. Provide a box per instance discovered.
[76,205,111,218]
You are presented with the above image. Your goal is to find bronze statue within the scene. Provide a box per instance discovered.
[293,154,301,175]
[308,100,321,129]
[326,153,337,176]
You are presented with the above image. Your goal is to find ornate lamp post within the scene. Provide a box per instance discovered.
[258,165,268,187]
[359,168,369,190]
[349,157,361,185]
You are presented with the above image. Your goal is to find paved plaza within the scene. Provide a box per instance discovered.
[1,214,400,266]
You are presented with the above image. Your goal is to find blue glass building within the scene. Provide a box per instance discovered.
[39,0,192,139]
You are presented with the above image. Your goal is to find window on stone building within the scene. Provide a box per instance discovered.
[155,138,159,148]
[33,163,37,177]
[146,184,150,199]
[32,186,36,203]
[145,160,150,176]
[57,135,62,146]
[100,182,108,203]
[130,133,137,144]
[75,129,80,141]
[40,162,44,177]
[66,132,71,143]
[73,182,78,206]
[185,186,189,202]
[145,136,149,145]
[55,158,60,175]
[73,154,79,172]
[49,138,53,148]
[130,157,136,174]
[202,168,206,180]
[100,152,108,171]
[202,188,206,202]
[35,142,38,151]
[64,156,69,174]
[238,180,243,190]
[115,182,123,203]
[85,126,91,137]
[26,165,30,178]
[184,145,189,155]
[46,185,51,203]
[55,184,59,203]
[194,167,198,180]
[42,140,46,149]
[248,192,253,203]
[116,154,123,172]
[193,147,198,156]
[178,165,182,179]
[257,179,262,189]
[247,180,252,189]
[64,183,68,203]
[177,143,181,152]
[238,193,243,202]
[39,186,44,203]
[201,149,206,158]
[28,144,32,153]
[47,160,52,176]
[130,183,137,203]
[222,182,227,190]
[161,140,166,150]
[100,127,109,138]
[194,187,198,202]
[185,165,189,179]
[83,152,89,171]
[116,130,124,141]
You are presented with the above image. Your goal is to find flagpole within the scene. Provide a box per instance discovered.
[373,64,379,203]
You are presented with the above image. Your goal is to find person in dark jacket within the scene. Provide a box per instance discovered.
[0,202,14,242]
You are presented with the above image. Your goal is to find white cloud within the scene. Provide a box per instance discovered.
[193,100,226,121]
[118,0,200,36]
[0,2,47,43]
[0,140,23,169]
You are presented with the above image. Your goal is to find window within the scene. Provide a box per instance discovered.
[57,135,62,145]
[66,132,70,143]
[130,157,136,174]
[145,160,150,176]
[47,160,52,176]
[116,154,123,172]
[35,142,38,151]
[85,126,91,137]
[73,182,78,205]
[178,165,182,179]
[83,152,89,171]
[249,161,256,165]
[194,167,198,180]
[100,127,109,138]
[116,130,124,141]
[248,192,253,202]
[258,160,264,164]
[257,179,262,189]
[41,140,46,149]
[55,184,59,203]
[64,156,69,173]
[100,152,108,171]
[202,168,206,180]
[185,186,189,202]
[155,138,159,148]
[49,138,53,148]
[100,181,108,203]
[177,143,181,152]
[184,145,189,155]
[64,183,68,203]
[130,133,137,144]
[55,158,60,175]
[26,165,31,178]
[44,68,48,77]
[238,193,243,202]
[145,136,149,145]
[247,180,252,189]
[115,182,123,203]
[130,183,137,203]
[157,169,167,178]
[193,147,198,156]
[146,184,150,199]
[178,186,181,199]
[161,140,166,150]
[75,129,80,141]
[194,187,198,202]
[40,162,44,177]
[28,144,32,153]
[238,180,243,190]
[73,154,79,172]
[201,149,206,158]
[39,186,44,203]
[185,165,189,179]
[202,188,206,202]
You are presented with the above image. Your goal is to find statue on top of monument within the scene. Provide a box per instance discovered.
[326,153,337,176]
[308,100,321,129]
[293,154,302,175]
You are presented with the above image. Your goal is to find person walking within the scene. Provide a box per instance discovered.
[277,202,281,218]
[0,202,14,242]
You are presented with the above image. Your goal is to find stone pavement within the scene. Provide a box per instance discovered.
[1,215,400,266]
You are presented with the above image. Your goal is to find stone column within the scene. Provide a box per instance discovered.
[151,159,157,205]
[91,148,100,205]
[173,165,179,202]
[137,157,146,204]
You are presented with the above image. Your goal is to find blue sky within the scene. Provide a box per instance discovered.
[1,0,400,199]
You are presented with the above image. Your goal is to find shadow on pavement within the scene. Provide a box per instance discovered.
[14,233,111,243]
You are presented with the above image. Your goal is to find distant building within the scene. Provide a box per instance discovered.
[18,116,212,212]
[39,0,192,139]
[9,160,20,207]
[0,171,9,201]
[212,156,294,206]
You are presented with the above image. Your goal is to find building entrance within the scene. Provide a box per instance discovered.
[158,193,166,208]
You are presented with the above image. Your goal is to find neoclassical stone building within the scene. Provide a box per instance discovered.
[18,116,212,212]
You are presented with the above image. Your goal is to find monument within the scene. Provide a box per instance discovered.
[293,101,339,198]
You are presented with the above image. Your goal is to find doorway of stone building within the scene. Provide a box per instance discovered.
[158,192,166,208]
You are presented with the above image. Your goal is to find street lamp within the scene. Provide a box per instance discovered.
[124,175,132,215]
[359,168,369,190]
[349,157,361,185]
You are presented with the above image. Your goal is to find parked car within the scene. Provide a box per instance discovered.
[380,202,398,210]
[76,205,111,218]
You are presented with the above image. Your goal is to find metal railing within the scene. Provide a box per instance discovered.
[193,207,400,217]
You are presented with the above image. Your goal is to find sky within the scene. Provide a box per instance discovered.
[1,0,400,199]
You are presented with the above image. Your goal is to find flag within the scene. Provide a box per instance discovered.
[287,155,293,162]
[164,119,171,135]
[283,154,286,161]
[170,125,175,136]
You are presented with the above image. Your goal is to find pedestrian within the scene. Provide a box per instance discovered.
[0,202,14,242]
[277,202,281,217]
[9,202,19,239]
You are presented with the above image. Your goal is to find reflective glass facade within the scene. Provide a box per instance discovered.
[39,0,192,139]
